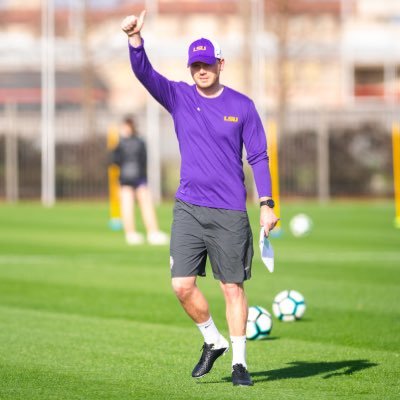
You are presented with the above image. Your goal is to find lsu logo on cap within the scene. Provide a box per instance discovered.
[193,45,206,52]
[224,116,239,123]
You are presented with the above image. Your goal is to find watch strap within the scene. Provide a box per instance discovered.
[260,199,275,208]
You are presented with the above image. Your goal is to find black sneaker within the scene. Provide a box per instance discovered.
[191,341,229,378]
[232,363,253,386]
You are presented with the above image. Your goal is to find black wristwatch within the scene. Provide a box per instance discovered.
[260,199,275,209]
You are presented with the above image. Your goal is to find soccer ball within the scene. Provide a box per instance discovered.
[246,306,273,340]
[272,290,306,321]
[289,213,312,237]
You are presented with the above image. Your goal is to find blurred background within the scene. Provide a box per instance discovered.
[0,0,398,205]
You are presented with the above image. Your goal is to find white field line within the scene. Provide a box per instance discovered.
[0,255,59,265]
[278,251,400,263]
[0,254,139,265]
[0,251,399,265]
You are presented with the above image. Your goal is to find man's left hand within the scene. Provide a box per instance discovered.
[260,206,279,237]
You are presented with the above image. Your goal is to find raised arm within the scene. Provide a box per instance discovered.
[121,10,146,47]
[121,10,176,113]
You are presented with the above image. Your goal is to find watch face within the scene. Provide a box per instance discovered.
[267,199,275,208]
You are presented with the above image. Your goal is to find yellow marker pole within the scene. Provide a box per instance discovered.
[107,126,122,230]
[392,122,400,228]
[267,119,282,233]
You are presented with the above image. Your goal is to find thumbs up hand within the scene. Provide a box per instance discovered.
[121,10,146,37]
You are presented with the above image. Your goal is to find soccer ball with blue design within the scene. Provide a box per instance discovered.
[272,290,306,322]
[246,306,273,340]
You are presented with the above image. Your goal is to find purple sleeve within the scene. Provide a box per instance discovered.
[243,101,272,198]
[128,40,176,113]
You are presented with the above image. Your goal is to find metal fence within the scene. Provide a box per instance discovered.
[282,108,396,199]
[0,105,397,203]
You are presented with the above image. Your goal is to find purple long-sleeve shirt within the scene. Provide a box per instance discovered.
[129,41,272,211]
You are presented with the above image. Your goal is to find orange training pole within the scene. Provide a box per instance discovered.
[267,119,281,232]
[107,126,122,230]
[392,122,400,228]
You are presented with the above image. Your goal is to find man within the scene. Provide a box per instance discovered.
[121,10,279,386]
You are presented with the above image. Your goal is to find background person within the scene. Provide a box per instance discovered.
[111,117,169,245]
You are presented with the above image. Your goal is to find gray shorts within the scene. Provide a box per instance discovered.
[170,199,254,283]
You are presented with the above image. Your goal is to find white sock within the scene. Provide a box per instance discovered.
[196,316,221,345]
[231,335,247,368]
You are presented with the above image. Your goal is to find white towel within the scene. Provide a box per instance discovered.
[259,227,274,273]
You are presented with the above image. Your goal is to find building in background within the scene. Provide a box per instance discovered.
[347,0,400,104]
[0,0,398,200]
[0,71,108,111]
[1,0,399,113]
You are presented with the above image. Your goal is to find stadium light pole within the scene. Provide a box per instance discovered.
[340,0,353,105]
[41,0,56,206]
[251,0,264,115]
[5,102,19,203]
[250,0,265,201]
[145,0,161,204]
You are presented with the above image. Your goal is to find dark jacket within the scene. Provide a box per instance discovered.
[111,136,147,184]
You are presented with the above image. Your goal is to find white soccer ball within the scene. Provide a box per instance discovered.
[272,290,306,322]
[289,213,312,237]
[246,306,273,340]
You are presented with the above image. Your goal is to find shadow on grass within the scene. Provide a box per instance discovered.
[250,360,378,382]
[197,359,378,385]
[259,336,279,341]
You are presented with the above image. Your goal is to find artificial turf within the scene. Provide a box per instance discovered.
[0,201,399,399]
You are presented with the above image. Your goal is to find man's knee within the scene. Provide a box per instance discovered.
[221,282,244,303]
[171,277,196,301]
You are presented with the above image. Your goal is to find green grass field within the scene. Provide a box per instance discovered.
[0,201,399,399]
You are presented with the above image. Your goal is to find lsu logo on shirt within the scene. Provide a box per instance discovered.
[224,116,239,123]
[193,46,206,52]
